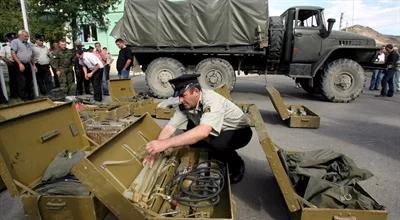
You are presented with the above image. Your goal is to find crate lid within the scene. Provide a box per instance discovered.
[72,113,160,219]
[265,86,290,120]
[0,98,55,122]
[246,104,301,213]
[109,79,137,102]
[0,102,90,196]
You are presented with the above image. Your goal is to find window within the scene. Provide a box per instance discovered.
[296,10,320,28]
[80,24,98,42]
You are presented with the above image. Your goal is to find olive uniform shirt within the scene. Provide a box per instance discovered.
[168,89,250,136]
[51,48,74,69]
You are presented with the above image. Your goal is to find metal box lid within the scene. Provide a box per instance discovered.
[73,113,235,219]
[73,113,161,219]
[248,104,387,219]
[109,79,136,102]
[265,86,290,120]
[0,102,90,196]
[0,98,55,122]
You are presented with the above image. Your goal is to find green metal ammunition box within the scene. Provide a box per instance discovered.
[109,79,137,102]
[131,98,158,116]
[214,84,231,100]
[0,102,107,220]
[84,103,131,122]
[266,86,320,128]
[155,106,175,119]
[72,113,236,220]
[0,98,55,122]
[247,104,387,220]
[0,99,56,191]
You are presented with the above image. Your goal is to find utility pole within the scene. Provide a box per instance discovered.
[19,0,39,97]
[339,12,344,30]
[352,0,355,26]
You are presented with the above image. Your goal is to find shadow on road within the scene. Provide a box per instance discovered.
[232,156,290,220]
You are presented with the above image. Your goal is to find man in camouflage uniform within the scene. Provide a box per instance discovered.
[50,39,74,95]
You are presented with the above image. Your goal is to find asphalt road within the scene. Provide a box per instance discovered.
[1,74,399,220]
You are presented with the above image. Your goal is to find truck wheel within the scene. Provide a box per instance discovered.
[194,58,236,90]
[268,16,284,62]
[145,57,185,98]
[321,59,365,103]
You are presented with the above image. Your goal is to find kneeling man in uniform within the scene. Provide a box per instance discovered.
[145,74,252,183]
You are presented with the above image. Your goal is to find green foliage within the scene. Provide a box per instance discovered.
[0,0,120,43]
[0,0,23,41]
[29,0,120,42]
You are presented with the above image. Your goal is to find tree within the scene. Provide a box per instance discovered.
[29,0,120,43]
[0,0,23,41]
[0,0,66,43]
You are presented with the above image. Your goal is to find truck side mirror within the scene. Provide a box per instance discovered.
[320,18,336,38]
[327,18,336,34]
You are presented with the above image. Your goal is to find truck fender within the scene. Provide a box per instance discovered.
[311,46,379,76]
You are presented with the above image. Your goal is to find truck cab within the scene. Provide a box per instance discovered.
[274,6,378,102]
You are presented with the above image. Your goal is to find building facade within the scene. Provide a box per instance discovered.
[79,1,124,56]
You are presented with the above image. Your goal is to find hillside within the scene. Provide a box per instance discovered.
[343,25,400,46]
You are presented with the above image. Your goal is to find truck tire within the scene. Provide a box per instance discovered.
[145,57,185,98]
[268,16,284,62]
[321,59,365,103]
[194,58,236,90]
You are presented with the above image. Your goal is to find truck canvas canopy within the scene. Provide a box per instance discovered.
[111,0,269,47]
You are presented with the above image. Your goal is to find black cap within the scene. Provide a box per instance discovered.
[169,74,200,97]
[5,32,16,40]
[35,34,44,40]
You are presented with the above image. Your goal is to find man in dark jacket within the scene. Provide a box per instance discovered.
[378,44,399,97]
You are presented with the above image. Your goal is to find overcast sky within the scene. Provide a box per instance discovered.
[269,0,400,35]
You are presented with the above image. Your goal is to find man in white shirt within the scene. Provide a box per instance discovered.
[0,33,18,99]
[369,46,386,90]
[76,50,104,102]
[32,34,52,95]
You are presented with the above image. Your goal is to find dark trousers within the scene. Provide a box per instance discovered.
[36,64,53,95]
[188,120,252,170]
[90,68,103,102]
[16,63,34,100]
[7,63,19,98]
[381,69,395,97]
[75,66,91,95]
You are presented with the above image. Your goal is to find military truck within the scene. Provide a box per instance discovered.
[112,0,378,102]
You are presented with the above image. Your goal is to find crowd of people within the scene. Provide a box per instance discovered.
[0,30,134,104]
[370,44,400,98]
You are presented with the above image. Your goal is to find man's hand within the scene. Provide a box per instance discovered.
[87,72,94,78]
[32,65,37,73]
[18,63,25,72]
[146,139,169,155]
[56,70,61,77]
[142,154,157,168]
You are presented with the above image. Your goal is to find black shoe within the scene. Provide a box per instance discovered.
[229,156,245,184]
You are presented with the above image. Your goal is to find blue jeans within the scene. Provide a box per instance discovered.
[118,69,130,79]
[381,69,395,97]
[370,69,383,90]
[394,70,400,91]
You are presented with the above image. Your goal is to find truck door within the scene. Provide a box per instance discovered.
[292,9,323,62]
